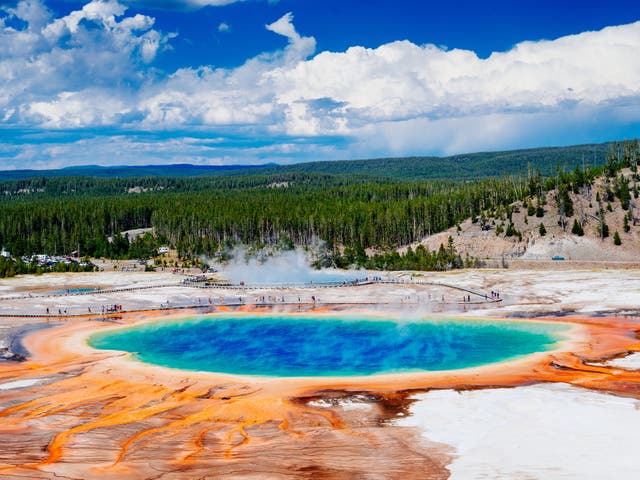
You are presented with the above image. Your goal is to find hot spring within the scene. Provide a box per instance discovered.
[88,314,567,377]
[52,287,98,295]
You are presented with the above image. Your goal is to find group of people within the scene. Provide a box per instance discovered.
[44,304,123,315]
[253,295,320,304]
[45,307,67,315]
[482,291,501,300]
[256,295,286,303]
[102,304,123,313]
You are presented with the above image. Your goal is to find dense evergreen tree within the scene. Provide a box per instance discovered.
[598,220,610,239]
[571,219,584,236]
[526,199,535,216]
[539,223,547,236]
[613,231,622,245]
[615,174,631,210]
[557,184,574,218]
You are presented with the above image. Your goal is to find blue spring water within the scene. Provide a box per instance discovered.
[51,287,97,295]
[88,315,566,377]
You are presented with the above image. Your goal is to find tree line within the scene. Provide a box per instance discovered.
[0,175,525,260]
[0,140,637,275]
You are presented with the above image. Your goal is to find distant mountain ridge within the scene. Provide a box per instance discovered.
[260,142,613,180]
[0,163,277,181]
[0,142,615,181]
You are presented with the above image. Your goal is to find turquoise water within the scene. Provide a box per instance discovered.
[52,287,97,295]
[88,315,566,377]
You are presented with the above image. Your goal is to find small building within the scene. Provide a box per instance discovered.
[0,248,10,259]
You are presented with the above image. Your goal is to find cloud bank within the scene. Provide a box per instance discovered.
[109,1,247,10]
[1,0,640,168]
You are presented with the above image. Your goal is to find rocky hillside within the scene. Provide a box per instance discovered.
[408,168,640,262]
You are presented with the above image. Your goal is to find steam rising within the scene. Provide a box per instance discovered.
[215,248,362,285]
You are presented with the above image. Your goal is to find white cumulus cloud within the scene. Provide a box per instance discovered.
[43,0,127,38]
[272,22,640,127]
[266,12,299,41]
[1,1,640,168]
[266,12,316,63]
[0,0,173,128]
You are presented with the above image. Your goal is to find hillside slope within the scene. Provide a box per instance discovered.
[408,169,640,262]
[252,143,612,180]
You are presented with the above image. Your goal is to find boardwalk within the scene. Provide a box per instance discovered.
[0,277,501,319]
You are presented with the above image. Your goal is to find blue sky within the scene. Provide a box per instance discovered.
[1,0,640,169]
